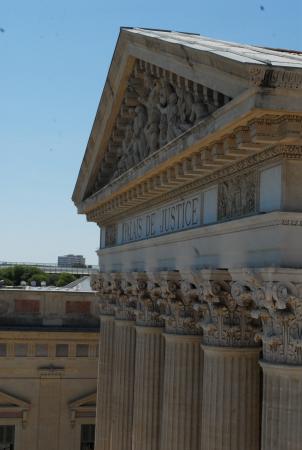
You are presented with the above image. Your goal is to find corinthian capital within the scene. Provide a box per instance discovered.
[111,274,136,321]
[134,273,164,327]
[90,272,104,291]
[254,281,302,364]
[198,276,259,348]
[158,272,200,335]
[230,269,302,364]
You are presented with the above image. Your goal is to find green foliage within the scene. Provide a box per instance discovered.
[0,265,78,287]
[56,273,76,287]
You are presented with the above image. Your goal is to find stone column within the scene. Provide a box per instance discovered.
[110,276,137,450]
[246,271,302,450]
[199,274,261,450]
[91,273,116,450]
[133,326,165,450]
[94,314,115,450]
[159,273,203,450]
[261,362,302,450]
[132,276,165,450]
[161,333,202,450]
[201,346,260,450]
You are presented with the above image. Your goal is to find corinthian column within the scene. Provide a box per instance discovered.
[246,270,302,450]
[160,273,203,450]
[110,276,137,450]
[199,272,261,450]
[91,274,116,450]
[132,275,165,450]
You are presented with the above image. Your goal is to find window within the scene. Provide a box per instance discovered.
[0,344,7,357]
[80,424,95,450]
[56,344,68,357]
[76,344,89,357]
[15,344,28,357]
[35,344,48,357]
[0,425,15,449]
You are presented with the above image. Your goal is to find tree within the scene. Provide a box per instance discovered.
[56,273,76,287]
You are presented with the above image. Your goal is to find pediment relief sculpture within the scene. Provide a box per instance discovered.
[87,59,232,197]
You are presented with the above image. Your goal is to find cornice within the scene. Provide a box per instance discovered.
[83,112,302,225]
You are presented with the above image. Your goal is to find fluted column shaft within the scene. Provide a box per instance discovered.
[111,319,136,450]
[132,326,165,450]
[261,362,302,450]
[201,346,260,450]
[95,315,115,450]
[160,334,202,450]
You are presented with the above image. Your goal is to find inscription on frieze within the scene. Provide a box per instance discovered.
[107,195,201,246]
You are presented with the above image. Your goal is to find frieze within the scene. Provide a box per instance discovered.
[218,170,257,220]
[92,144,302,226]
[105,224,117,247]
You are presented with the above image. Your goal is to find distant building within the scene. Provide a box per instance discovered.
[57,254,86,267]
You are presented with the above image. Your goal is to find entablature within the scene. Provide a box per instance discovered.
[80,113,302,226]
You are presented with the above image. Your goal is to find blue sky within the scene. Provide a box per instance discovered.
[0,0,301,264]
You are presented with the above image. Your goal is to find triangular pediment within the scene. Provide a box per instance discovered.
[73,27,302,209]
[0,391,30,410]
[85,58,233,198]
[69,392,96,411]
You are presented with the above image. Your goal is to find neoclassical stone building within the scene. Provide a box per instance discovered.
[73,28,302,450]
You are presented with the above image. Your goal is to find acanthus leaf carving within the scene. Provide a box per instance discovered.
[199,280,260,347]
[233,274,302,364]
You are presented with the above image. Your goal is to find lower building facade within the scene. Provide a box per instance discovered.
[0,289,98,450]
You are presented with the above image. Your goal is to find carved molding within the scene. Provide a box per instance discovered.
[85,117,302,225]
[91,144,302,227]
[249,67,302,89]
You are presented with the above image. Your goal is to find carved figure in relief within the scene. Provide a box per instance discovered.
[189,91,208,123]
[131,105,148,162]
[218,171,256,220]
[158,90,183,141]
[139,75,161,153]
[175,86,193,131]
[90,61,230,192]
